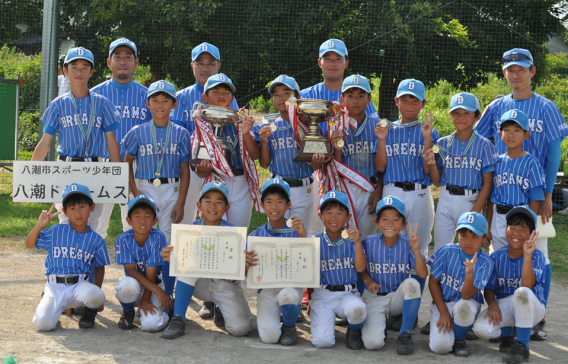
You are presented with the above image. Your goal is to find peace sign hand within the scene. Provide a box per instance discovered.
[37,204,61,229]
[408,223,421,251]
[464,252,477,275]
[523,231,539,256]
[421,111,434,138]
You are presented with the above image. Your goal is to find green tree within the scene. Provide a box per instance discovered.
[0,0,43,45]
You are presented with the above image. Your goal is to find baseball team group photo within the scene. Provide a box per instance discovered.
[3,1,568,363]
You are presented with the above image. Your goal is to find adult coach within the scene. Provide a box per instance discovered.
[92,38,152,239]
[474,48,568,340]
[170,42,239,320]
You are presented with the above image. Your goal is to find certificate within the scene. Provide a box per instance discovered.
[169,224,247,280]
[246,236,320,289]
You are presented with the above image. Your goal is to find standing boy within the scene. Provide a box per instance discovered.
[26,184,109,331]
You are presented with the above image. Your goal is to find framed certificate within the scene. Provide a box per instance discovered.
[246,236,320,289]
[169,224,247,280]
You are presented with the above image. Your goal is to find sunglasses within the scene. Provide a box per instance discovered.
[503,54,533,63]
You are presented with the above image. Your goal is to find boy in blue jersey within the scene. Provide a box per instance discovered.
[359,196,427,354]
[425,93,498,251]
[114,195,171,332]
[308,191,367,349]
[26,183,109,331]
[259,75,317,233]
[92,37,152,237]
[427,212,494,356]
[473,207,545,364]
[487,110,544,253]
[122,80,191,300]
[32,47,121,234]
[245,178,306,345]
[474,49,567,336]
[161,182,252,339]
[323,75,382,238]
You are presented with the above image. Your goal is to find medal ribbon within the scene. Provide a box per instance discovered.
[440,131,477,159]
[69,91,95,157]
[267,221,295,235]
[286,103,309,149]
[149,120,172,177]
[323,231,349,247]
[385,119,420,128]
[237,108,262,212]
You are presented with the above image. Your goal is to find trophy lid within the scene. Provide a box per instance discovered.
[200,105,239,124]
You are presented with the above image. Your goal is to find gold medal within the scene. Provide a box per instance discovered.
[85,151,88,157]
[379,119,388,128]
[153,178,161,187]
[286,219,293,228]
[337,140,344,148]
[341,230,349,239]
[270,123,277,132]
[432,145,440,154]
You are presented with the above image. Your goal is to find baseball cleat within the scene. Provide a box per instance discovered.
[452,340,471,357]
[279,325,298,346]
[420,321,430,335]
[397,331,414,355]
[162,316,185,339]
[530,320,547,341]
[502,341,529,363]
[199,301,215,320]
[466,328,479,340]
[336,317,348,326]
[345,328,364,350]
[499,334,516,353]
[118,310,135,330]
[214,306,225,326]
[386,314,402,330]
[78,308,98,329]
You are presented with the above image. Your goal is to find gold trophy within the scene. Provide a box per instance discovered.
[189,104,239,169]
[293,99,335,162]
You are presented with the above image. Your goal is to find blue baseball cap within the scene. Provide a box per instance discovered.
[62,183,92,204]
[502,48,533,70]
[268,75,300,95]
[396,79,425,101]
[204,73,236,93]
[147,80,177,101]
[64,47,94,68]
[192,42,220,62]
[127,194,157,216]
[456,212,488,237]
[319,190,350,213]
[449,92,480,113]
[261,177,291,200]
[319,39,348,58]
[375,195,406,219]
[342,75,371,94]
[506,205,537,227]
[109,37,137,58]
[200,181,229,202]
[500,109,529,131]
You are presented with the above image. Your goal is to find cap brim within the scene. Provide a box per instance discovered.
[500,119,528,131]
[506,207,536,226]
[109,44,137,58]
[503,60,532,70]
[200,188,229,202]
[342,85,371,94]
[396,91,424,101]
[320,49,346,58]
[376,205,406,219]
[261,184,290,200]
[206,81,236,93]
[455,224,485,237]
[449,105,478,113]
[129,197,157,215]
[319,198,350,213]
[65,56,94,67]
[268,82,296,94]
[192,50,220,62]
[147,89,177,101]
[62,190,91,204]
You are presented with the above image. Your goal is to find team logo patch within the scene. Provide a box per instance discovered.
[467,214,475,223]
[353,76,360,84]
[408,81,415,90]
[219,74,226,81]
[328,40,335,48]
[418,193,425,198]
[277,76,283,82]
[330,192,336,198]
[174,186,178,192]
[120,38,126,44]
[116,246,120,254]
[272,178,280,184]
[511,110,517,118]
[77,48,84,56]
[213,182,221,188]
[202,44,208,51]
[158,81,165,89]
[457,96,464,104]
[385,197,393,205]
[307,188,311,194]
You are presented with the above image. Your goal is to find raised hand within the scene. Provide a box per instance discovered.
[259,125,273,143]
[464,252,477,275]
[346,228,361,243]
[289,216,306,237]
[374,121,389,140]
[408,223,421,251]
[421,111,434,138]
[37,204,61,229]
[424,148,437,166]
[523,230,539,256]
[241,115,255,134]
[161,246,174,262]
[196,159,213,174]
[330,130,343,150]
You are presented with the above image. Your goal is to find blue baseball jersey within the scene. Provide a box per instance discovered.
[474,93,568,169]
[486,246,546,304]
[435,133,499,190]
[36,224,110,276]
[362,234,425,294]
[122,121,191,179]
[115,228,167,277]
[427,244,493,304]
[491,153,544,206]
[191,218,235,227]
[316,233,358,286]
[249,223,300,238]
[321,116,379,179]
[300,82,379,118]
[42,92,120,158]
[91,79,151,160]
[170,83,239,134]
[378,121,440,185]
[266,117,313,179]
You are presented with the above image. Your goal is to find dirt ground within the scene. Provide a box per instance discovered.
[1,247,568,364]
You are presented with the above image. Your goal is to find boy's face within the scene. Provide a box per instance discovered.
[271,85,296,113]
[64,60,93,87]
[261,193,291,223]
[191,53,221,86]
[503,65,535,94]
[202,86,233,107]
[506,223,531,250]
[318,52,348,81]
[499,123,530,150]
[341,88,371,118]
[457,229,486,256]
[126,208,157,236]
[107,46,138,81]
[450,108,479,132]
[146,94,178,120]
[318,205,350,235]
[63,201,95,227]
[394,95,425,120]
[197,191,230,224]
[375,208,407,239]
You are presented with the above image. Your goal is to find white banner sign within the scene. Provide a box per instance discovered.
[246,236,320,289]
[170,224,247,280]
[12,161,129,203]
